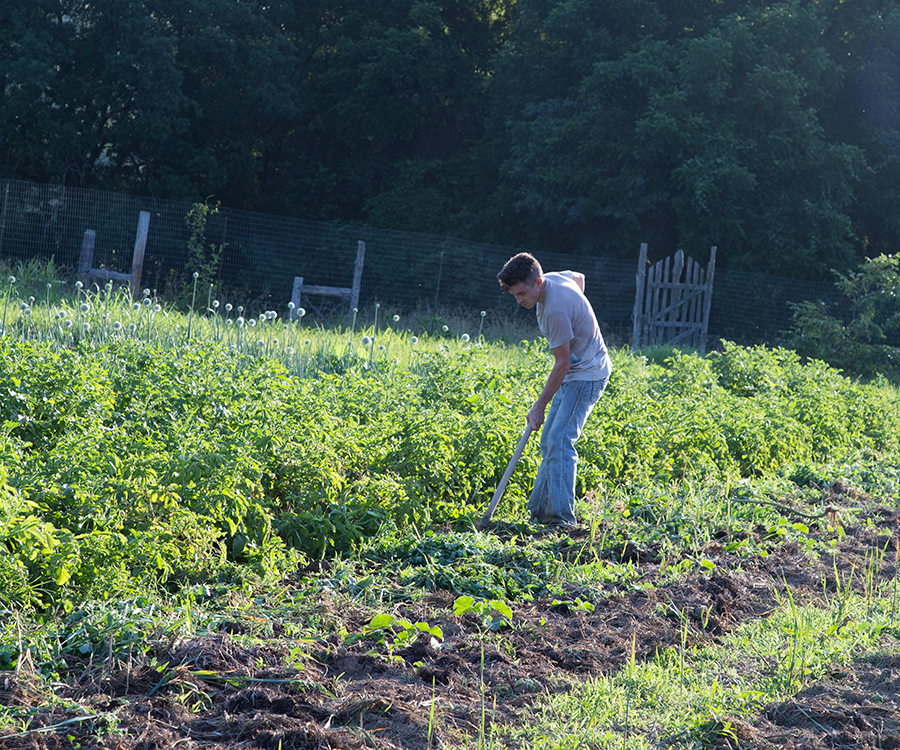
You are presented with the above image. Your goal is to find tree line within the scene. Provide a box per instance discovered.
[3,0,900,278]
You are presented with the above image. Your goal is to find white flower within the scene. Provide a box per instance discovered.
[80,303,90,313]
[442,325,449,332]
[73,280,81,289]
[192,271,200,279]
[236,317,245,327]
[480,310,486,317]
[112,321,123,331]
[298,307,306,318]
[132,302,140,311]
[410,336,418,344]
[8,276,16,284]
[212,300,220,308]
[392,314,400,323]
[361,336,372,347]
[461,333,470,343]
[288,301,295,310]
[248,318,256,327]
[225,303,233,312]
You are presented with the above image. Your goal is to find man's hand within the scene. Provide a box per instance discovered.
[527,403,546,431]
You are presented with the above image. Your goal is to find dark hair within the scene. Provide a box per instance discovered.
[497,252,543,290]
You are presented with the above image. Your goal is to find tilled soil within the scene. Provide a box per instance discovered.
[1,498,898,749]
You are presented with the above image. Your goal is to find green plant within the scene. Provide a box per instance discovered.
[453,595,513,632]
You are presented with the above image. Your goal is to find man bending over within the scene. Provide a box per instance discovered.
[497,252,612,528]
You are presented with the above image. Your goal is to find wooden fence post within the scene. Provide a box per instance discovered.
[78,230,96,284]
[129,211,150,299]
[700,246,717,352]
[290,276,304,320]
[351,240,365,312]
[631,242,648,350]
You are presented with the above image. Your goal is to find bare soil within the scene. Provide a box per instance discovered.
[1,491,898,750]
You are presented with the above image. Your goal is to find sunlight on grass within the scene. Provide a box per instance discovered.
[511,588,898,749]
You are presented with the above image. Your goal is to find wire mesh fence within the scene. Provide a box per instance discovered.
[0,178,864,348]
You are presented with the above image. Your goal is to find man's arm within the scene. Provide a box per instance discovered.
[527,340,571,430]
[572,272,585,292]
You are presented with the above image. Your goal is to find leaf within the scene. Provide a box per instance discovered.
[489,600,513,620]
[366,613,395,631]
[415,622,443,640]
[453,595,475,617]
[54,566,71,586]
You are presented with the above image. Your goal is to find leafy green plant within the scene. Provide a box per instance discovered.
[347,612,444,648]
[453,595,514,632]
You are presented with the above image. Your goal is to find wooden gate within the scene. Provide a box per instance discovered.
[631,243,717,352]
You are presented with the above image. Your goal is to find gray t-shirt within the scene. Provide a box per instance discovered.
[536,271,612,382]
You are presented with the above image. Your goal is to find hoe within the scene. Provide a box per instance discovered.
[477,424,532,529]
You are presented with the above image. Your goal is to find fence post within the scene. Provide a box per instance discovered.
[700,246,717,352]
[129,211,150,299]
[631,242,648,350]
[78,230,96,284]
[351,240,365,312]
[291,276,304,320]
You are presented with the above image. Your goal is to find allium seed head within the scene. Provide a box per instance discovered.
[298,307,306,318]
[64,319,73,329]
[392,314,399,322]
[74,280,82,289]
[248,318,256,327]
[236,317,245,327]
[481,310,486,317]
[225,303,233,312]
[113,321,122,330]
[361,336,372,347]
[442,325,449,332]
[288,301,295,310]
[80,303,89,313]
[192,271,200,279]
[213,300,220,308]
[461,333,470,342]
[8,276,16,284]
[410,336,418,344]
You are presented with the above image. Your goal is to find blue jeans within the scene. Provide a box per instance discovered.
[528,378,608,527]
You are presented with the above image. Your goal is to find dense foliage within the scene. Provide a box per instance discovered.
[3,1,900,276]
[1,325,898,613]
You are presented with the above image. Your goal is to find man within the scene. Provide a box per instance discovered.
[497,252,612,528]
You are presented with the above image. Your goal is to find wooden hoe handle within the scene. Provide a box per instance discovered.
[478,424,533,529]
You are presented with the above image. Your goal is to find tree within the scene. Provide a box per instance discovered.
[479,0,895,278]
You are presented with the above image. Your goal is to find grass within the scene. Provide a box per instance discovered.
[503,587,898,749]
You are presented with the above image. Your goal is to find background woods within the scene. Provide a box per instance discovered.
[3,0,900,278]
